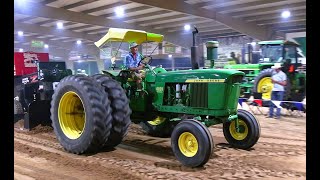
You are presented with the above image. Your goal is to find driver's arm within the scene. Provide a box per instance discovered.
[129,64,144,71]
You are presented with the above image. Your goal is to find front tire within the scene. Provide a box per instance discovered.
[223,109,260,149]
[50,75,112,154]
[171,119,214,167]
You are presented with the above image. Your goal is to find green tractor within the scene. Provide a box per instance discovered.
[224,40,306,101]
[50,28,260,167]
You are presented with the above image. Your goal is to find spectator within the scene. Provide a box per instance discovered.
[267,63,287,119]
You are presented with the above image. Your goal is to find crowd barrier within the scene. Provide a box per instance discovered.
[238,98,306,117]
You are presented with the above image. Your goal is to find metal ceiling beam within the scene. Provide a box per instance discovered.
[81,1,131,14]
[214,0,302,13]
[199,29,238,37]
[228,2,306,18]
[103,6,152,18]
[62,0,98,9]
[153,19,213,29]
[199,32,243,40]
[146,17,206,27]
[167,24,227,33]
[125,14,187,25]
[272,21,306,28]
[193,0,240,8]
[15,23,100,42]
[127,0,271,40]
[256,15,306,25]
[122,10,171,22]
[274,25,306,31]
[41,0,57,5]
[244,9,306,22]
[67,25,95,31]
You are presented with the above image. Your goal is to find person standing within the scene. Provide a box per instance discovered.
[267,63,287,119]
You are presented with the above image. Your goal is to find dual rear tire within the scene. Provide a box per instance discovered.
[50,75,131,154]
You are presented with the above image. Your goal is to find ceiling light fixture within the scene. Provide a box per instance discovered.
[115,6,125,17]
[57,22,64,29]
[184,24,191,31]
[17,31,24,36]
[77,40,82,45]
[281,10,291,18]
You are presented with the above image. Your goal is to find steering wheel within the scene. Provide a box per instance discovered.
[138,56,152,67]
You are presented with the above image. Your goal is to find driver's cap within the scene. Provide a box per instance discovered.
[129,42,139,49]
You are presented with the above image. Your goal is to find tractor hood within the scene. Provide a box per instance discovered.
[155,69,244,83]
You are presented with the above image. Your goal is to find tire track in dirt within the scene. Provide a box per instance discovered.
[15,129,305,180]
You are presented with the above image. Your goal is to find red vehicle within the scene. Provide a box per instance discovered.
[14,51,72,130]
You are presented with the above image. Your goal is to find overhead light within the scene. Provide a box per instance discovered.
[56,22,64,29]
[281,10,291,18]
[184,24,191,31]
[17,31,24,36]
[19,48,23,52]
[44,44,49,48]
[251,42,256,46]
[76,40,82,45]
[115,6,124,17]
[168,54,172,58]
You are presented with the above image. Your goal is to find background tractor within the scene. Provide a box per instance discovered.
[50,28,260,167]
[224,40,306,102]
[14,51,72,129]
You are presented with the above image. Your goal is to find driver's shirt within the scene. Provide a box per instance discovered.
[124,52,143,69]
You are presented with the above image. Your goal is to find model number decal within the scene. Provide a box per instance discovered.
[185,79,225,83]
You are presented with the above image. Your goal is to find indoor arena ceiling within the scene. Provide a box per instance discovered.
[14,0,306,58]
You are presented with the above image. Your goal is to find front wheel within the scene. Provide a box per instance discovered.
[223,109,260,149]
[171,119,214,167]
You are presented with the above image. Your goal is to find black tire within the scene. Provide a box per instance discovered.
[14,100,23,115]
[223,109,260,149]
[171,119,214,167]
[139,118,174,138]
[50,75,112,154]
[91,74,131,148]
[253,68,273,100]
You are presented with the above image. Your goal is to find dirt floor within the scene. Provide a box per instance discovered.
[14,105,306,180]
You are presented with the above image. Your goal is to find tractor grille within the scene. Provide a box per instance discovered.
[190,83,208,108]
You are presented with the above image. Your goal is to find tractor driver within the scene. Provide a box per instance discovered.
[124,42,145,91]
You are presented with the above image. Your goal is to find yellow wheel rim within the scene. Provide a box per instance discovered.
[257,77,273,100]
[147,116,166,126]
[229,120,248,141]
[58,91,86,139]
[178,132,198,157]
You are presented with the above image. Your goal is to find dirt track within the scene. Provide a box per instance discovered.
[14,108,306,180]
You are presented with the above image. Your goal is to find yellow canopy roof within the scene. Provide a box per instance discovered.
[94,28,164,48]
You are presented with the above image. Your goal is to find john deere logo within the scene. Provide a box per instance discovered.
[185,79,225,83]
